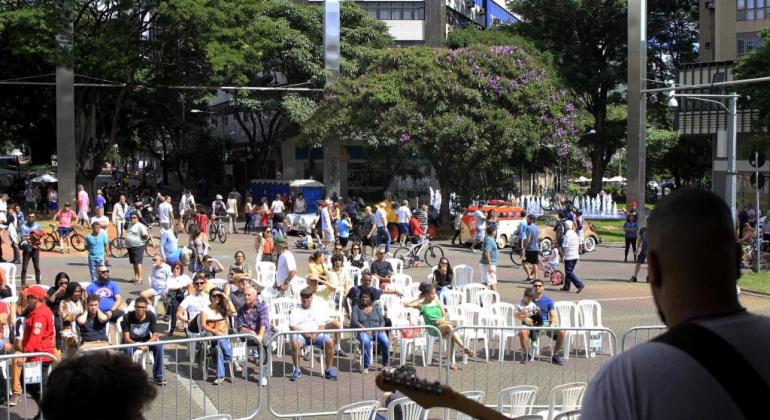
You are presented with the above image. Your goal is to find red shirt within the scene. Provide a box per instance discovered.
[22,304,56,362]
[409,217,425,237]
[195,213,209,235]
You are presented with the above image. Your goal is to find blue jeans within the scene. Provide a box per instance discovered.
[376,226,390,253]
[215,338,233,378]
[125,343,164,381]
[437,286,451,303]
[357,331,389,368]
[563,259,584,291]
[88,259,102,283]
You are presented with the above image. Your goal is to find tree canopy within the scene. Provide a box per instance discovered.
[309,43,578,217]
[736,28,770,132]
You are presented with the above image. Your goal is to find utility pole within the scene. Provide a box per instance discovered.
[323,0,342,195]
[627,0,647,225]
[56,0,76,206]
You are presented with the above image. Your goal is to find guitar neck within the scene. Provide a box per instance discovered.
[449,393,510,420]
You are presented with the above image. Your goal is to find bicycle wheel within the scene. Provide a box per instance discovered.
[70,233,86,252]
[510,248,523,266]
[208,222,218,242]
[41,234,56,252]
[144,236,160,257]
[218,224,227,244]
[423,245,444,267]
[109,237,128,258]
[758,252,770,272]
[393,246,409,261]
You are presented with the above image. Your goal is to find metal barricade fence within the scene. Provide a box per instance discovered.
[267,325,442,419]
[0,351,59,420]
[449,326,617,416]
[621,325,667,352]
[80,333,264,420]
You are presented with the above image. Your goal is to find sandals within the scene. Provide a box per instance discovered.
[463,348,475,357]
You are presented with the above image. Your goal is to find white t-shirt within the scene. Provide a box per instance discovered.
[158,202,173,224]
[474,210,486,230]
[562,230,580,261]
[180,194,195,211]
[396,206,412,224]
[288,303,327,331]
[582,312,770,420]
[271,200,285,214]
[167,274,192,290]
[112,202,127,223]
[90,215,109,228]
[179,293,210,321]
[375,207,387,228]
[276,251,297,287]
[515,301,538,317]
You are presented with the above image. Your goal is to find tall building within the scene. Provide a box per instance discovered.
[677,0,770,208]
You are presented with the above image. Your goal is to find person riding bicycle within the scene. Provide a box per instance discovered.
[408,214,426,243]
[52,202,77,253]
[211,194,228,218]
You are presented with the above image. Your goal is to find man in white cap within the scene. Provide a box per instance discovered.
[211,194,227,219]
[561,220,585,293]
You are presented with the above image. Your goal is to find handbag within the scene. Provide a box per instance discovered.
[400,327,420,338]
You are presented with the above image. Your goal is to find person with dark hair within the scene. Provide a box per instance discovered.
[432,257,453,301]
[200,288,238,384]
[451,208,466,246]
[522,214,540,282]
[582,189,770,420]
[120,296,166,386]
[77,295,110,350]
[21,286,56,417]
[19,211,43,285]
[288,287,338,381]
[480,225,499,291]
[623,213,639,262]
[517,278,565,365]
[59,282,85,357]
[403,283,474,370]
[40,351,157,420]
[351,290,389,373]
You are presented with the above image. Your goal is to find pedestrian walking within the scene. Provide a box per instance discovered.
[480,226,498,291]
[623,213,639,262]
[560,220,585,293]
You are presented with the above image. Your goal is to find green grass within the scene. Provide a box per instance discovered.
[588,219,625,243]
[739,271,770,294]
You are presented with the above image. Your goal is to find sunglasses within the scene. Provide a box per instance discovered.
[194,281,205,285]
[135,306,147,310]
[98,270,109,274]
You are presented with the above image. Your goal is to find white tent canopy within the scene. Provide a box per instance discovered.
[31,174,57,183]
[607,176,627,183]
[572,176,590,183]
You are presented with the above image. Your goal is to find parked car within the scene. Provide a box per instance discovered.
[536,214,601,254]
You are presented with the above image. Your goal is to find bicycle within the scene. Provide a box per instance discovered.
[40,224,86,252]
[208,216,228,244]
[108,234,161,258]
[509,237,525,267]
[181,206,196,234]
[540,250,565,286]
[742,240,770,272]
[393,237,444,267]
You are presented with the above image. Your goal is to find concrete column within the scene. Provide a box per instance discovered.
[626,0,647,224]
[424,0,446,46]
[324,139,341,197]
[56,0,76,206]
[281,137,298,179]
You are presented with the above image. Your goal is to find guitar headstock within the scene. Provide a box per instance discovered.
[375,367,452,410]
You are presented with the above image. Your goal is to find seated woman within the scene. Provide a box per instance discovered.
[59,283,85,357]
[323,253,351,302]
[165,262,191,333]
[228,250,252,283]
[432,257,453,301]
[199,288,238,385]
[307,250,329,284]
[403,283,474,371]
[351,290,389,374]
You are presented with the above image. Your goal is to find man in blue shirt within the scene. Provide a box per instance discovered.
[480,226,499,291]
[85,223,109,283]
[522,214,541,282]
[19,211,42,285]
[517,278,566,365]
[86,266,124,322]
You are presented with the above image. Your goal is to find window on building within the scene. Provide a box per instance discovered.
[356,2,424,20]
[737,0,769,20]
[737,31,764,55]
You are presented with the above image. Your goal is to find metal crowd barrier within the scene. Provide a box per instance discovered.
[0,351,59,420]
[79,333,265,420]
[267,325,443,419]
[448,326,618,413]
[620,325,667,352]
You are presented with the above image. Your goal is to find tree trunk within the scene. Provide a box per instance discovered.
[589,161,604,195]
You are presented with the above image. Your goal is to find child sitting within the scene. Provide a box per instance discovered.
[514,287,543,340]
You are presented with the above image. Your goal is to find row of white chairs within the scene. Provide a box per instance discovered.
[336,382,586,420]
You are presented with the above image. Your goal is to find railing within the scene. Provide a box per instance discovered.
[0,352,60,420]
[620,325,667,352]
[267,325,443,418]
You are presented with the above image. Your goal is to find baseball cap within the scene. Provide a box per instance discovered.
[274,236,288,247]
[216,194,223,200]
[27,287,47,300]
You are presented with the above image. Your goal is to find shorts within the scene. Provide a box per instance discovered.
[530,320,558,341]
[58,227,72,237]
[293,333,331,348]
[78,210,89,220]
[476,227,485,241]
[398,223,409,234]
[525,250,539,265]
[128,246,145,264]
[637,251,647,264]
[50,202,58,211]
[479,264,497,285]
[160,222,170,230]
[339,237,349,247]
[363,236,375,247]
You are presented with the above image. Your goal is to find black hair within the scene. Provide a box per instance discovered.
[523,288,535,298]
[135,296,149,306]
[54,272,70,284]
[40,351,157,420]
[418,282,434,295]
[63,282,82,300]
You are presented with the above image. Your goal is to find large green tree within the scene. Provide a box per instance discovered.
[736,28,770,131]
[309,44,578,219]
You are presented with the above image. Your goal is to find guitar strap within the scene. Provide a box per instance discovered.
[653,322,770,420]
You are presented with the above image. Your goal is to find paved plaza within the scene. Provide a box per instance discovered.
[2,228,769,419]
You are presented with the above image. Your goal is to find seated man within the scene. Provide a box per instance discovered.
[288,287,338,382]
[517,278,566,365]
[120,296,166,386]
[236,284,271,386]
[176,272,210,333]
[369,250,393,289]
[86,265,124,323]
[77,295,110,350]
[140,256,173,309]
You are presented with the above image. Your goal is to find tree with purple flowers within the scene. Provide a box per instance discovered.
[308,44,577,220]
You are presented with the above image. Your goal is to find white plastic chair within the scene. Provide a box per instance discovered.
[577,299,613,357]
[403,283,421,300]
[464,283,487,306]
[443,289,464,306]
[536,382,587,420]
[335,400,379,420]
[256,261,276,276]
[0,263,17,297]
[458,304,489,363]
[391,273,412,289]
[554,301,587,359]
[453,264,474,289]
[344,266,362,286]
[210,278,228,290]
[272,297,296,320]
[387,396,428,420]
[477,290,500,308]
[395,308,429,366]
[497,385,538,418]
[491,302,518,361]
[457,391,484,420]
[378,294,403,319]
[386,258,404,274]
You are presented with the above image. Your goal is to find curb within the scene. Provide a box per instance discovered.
[740,288,770,297]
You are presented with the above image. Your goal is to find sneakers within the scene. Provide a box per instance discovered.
[334,349,348,357]
[324,368,338,381]
[261,377,268,387]
[362,368,369,374]
[523,277,533,283]
[233,363,243,374]
[552,355,564,366]
[520,353,533,364]
[212,377,224,385]
[576,285,585,294]
[630,276,638,283]
[154,378,167,386]
[8,394,19,407]
[290,368,302,381]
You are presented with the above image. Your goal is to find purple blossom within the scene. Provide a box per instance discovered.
[564,103,575,113]
[558,141,569,158]
[416,113,424,122]
[399,133,411,143]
